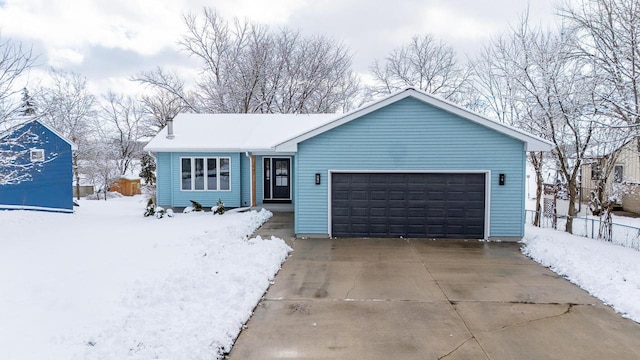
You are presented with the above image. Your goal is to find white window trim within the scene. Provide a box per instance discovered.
[180,156,231,192]
[614,164,624,183]
[30,149,44,162]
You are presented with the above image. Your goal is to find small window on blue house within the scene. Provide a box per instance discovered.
[194,158,205,190]
[207,158,217,190]
[180,157,231,191]
[181,158,192,190]
[220,158,230,190]
[30,149,44,162]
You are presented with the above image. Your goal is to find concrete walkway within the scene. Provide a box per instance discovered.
[230,214,640,359]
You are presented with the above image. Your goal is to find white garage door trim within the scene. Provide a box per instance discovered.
[327,170,491,239]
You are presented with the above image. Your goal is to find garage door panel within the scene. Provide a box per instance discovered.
[388,208,406,217]
[370,190,387,200]
[350,207,367,217]
[466,209,484,217]
[389,190,406,200]
[408,209,425,218]
[407,191,425,200]
[333,207,350,217]
[331,173,485,238]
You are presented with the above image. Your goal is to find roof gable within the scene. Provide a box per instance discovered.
[274,88,552,152]
[0,117,77,151]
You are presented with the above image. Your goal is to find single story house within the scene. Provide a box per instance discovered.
[110,176,142,196]
[144,88,552,240]
[0,118,76,213]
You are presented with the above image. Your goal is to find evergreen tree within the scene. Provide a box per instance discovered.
[19,87,36,116]
[139,153,156,185]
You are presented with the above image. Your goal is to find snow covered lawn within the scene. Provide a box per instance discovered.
[522,225,640,322]
[0,196,291,360]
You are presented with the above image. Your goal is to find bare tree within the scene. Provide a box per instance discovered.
[99,90,146,175]
[136,8,359,114]
[133,67,196,114]
[560,0,640,223]
[470,13,596,233]
[470,30,550,227]
[0,34,36,125]
[82,139,120,201]
[560,0,640,133]
[137,85,189,135]
[368,34,469,102]
[36,68,96,200]
[516,22,597,234]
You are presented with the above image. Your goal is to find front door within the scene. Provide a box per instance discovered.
[263,158,291,201]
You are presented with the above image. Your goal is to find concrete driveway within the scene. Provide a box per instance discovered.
[229,213,640,359]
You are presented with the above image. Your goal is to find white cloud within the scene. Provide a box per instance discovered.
[205,0,311,25]
[0,0,186,64]
[420,6,500,40]
[48,48,84,67]
[0,0,560,95]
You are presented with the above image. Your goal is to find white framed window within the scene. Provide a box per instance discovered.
[591,163,602,180]
[30,149,44,162]
[181,157,231,191]
[614,165,624,183]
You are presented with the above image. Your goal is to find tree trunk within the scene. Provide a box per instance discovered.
[565,181,578,234]
[534,169,543,227]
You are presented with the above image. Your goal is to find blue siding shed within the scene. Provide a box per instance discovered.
[0,119,76,213]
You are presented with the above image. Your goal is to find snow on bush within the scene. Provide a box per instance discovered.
[522,225,640,322]
[154,206,166,218]
[85,191,124,200]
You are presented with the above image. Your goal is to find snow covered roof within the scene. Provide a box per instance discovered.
[144,88,553,154]
[117,174,141,181]
[275,88,554,152]
[143,113,337,152]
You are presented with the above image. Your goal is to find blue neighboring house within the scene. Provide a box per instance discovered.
[0,118,76,213]
[144,88,552,240]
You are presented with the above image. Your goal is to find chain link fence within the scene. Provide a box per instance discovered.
[525,210,640,251]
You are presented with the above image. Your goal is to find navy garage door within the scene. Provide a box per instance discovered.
[331,173,486,238]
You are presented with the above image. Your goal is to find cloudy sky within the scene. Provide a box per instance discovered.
[0,0,560,95]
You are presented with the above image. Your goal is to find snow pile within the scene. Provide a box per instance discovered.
[0,197,291,360]
[522,225,640,322]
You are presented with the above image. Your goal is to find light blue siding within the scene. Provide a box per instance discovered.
[295,97,526,238]
[156,152,242,208]
[156,152,172,206]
